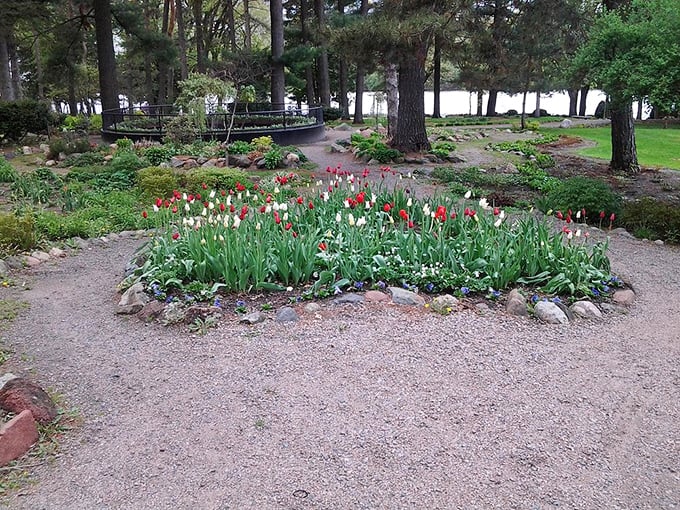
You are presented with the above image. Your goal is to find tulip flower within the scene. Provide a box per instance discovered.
[142,210,148,218]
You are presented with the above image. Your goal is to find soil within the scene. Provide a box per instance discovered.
[1,124,679,509]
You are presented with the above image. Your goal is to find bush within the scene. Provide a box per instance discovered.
[48,134,93,159]
[182,167,252,194]
[0,100,55,141]
[64,151,105,167]
[163,115,200,145]
[350,133,402,163]
[0,212,36,251]
[0,156,18,182]
[227,140,252,155]
[545,177,622,222]
[264,147,284,169]
[322,106,343,121]
[141,145,178,166]
[137,167,179,198]
[620,198,680,243]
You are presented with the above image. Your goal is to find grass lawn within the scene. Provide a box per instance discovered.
[542,124,680,170]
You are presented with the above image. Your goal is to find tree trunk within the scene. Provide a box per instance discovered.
[243,0,251,50]
[521,89,528,130]
[176,0,189,80]
[157,0,171,104]
[353,65,365,124]
[533,92,540,118]
[314,0,330,107]
[568,89,578,116]
[636,99,643,120]
[269,0,285,109]
[392,48,430,152]
[0,29,14,101]
[476,91,483,116]
[225,0,236,52]
[193,0,206,73]
[610,101,639,173]
[385,63,398,138]
[94,0,119,123]
[300,0,315,105]
[67,71,78,115]
[337,0,349,119]
[432,35,441,118]
[9,36,21,100]
[578,86,589,116]
[34,31,44,99]
[486,89,498,116]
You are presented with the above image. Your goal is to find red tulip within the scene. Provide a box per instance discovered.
[219,203,226,212]
[399,209,409,221]
[384,203,391,212]
[297,196,303,204]
[308,201,314,210]
[155,198,163,207]
[284,222,292,230]
[610,213,616,222]
[172,232,180,240]
[201,182,207,190]
[408,221,414,228]
[318,242,327,251]
[493,207,500,216]
[142,210,148,218]
[599,211,605,219]
[230,204,236,213]
[172,206,178,214]
[556,211,564,220]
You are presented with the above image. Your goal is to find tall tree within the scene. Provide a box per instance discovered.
[270,0,286,109]
[352,0,369,124]
[94,0,119,119]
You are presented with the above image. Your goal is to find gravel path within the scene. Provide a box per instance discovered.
[2,132,679,509]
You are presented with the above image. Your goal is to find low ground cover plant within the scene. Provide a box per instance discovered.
[351,132,403,163]
[133,167,614,301]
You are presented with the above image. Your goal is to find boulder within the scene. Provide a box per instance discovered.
[570,301,602,320]
[497,162,519,174]
[285,153,300,167]
[364,290,389,303]
[446,153,467,164]
[559,119,573,129]
[31,251,50,262]
[183,305,222,325]
[303,303,322,313]
[0,259,8,276]
[227,154,252,168]
[505,289,528,317]
[388,287,425,306]
[613,289,635,306]
[137,301,166,322]
[48,247,67,258]
[534,301,569,324]
[0,378,58,424]
[0,410,39,466]
[334,123,352,131]
[333,293,364,305]
[276,306,299,323]
[430,294,459,314]
[0,373,17,390]
[330,143,347,154]
[240,311,266,325]
[116,282,150,315]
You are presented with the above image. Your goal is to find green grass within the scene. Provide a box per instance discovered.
[543,125,680,170]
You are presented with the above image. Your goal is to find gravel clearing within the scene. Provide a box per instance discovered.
[2,133,679,508]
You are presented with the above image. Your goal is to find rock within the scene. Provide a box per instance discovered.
[388,287,425,306]
[103,154,114,162]
[48,247,66,258]
[498,162,519,174]
[39,143,49,154]
[333,293,365,305]
[0,373,18,391]
[184,305,222,325]
[276,306,299,323]
[613,289,635,306]
[22,256,42,267]
[505,289,528,317]
[431,294,460,314]
[201,159,218,168]
[0,259,8,276]
[183,159,198,169]
[170,157,185,168]
[240,311,266,325]
[475,303,491,314]
[534,301,569,324]
[71,237,90,250]
[359,128,375,138]
[654,239,664,245]
[196,157,208,165]
[3,256,23,270]
[255,158,267,169]
[330,143,347,154]
[285,153,300,166]
[44,159,56,167]
[108,232,120,242]
[304,302,322,313]
[364,290,389,303]
[161,301,186,324]
[559,119,573,128]
[424,153,442,163]
[554,301,575,322]
[404,156,426,165]
[227,154,252,168]
[0,378,58,424]
[58,152,67,161]
[22,146,32,155]
[334,123,352,131]
[31,251,50,262]
[116,282,150,315]
[0,410,39,466]
[611,227,634,238]
[570,301,602,320]
[446,153,467,164]
[137,301,166,322]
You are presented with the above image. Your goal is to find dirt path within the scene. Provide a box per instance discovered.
[2,132,679,509]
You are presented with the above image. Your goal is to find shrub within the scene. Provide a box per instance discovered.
[11,174,54,205]
[517,162,560,193]
[163,115,200,145]
[322,106,343,121]
[227,140,252,155]
[137,167,179,199]
[264,147,284,169]
[0,157,18,182]
[250,136,274,152]
[280,145,308,163]
[64,151,105,167]
[350,133,402,163]
[620,198,680,243]
[545,177,622,222]
[0,100,55,141]
[0,212,36,251]
[183,167,252,194]
[141,145,177,166]
[47,134,93,159]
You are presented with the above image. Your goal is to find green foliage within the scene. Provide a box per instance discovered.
[140,145,178,166]
[183,168,252,194]
[227,140,252,155]
[350,133,402,163]
[115,138,134,151]
[0,213,36,251]
[545,177,622,222]
[620,197,680,243]
[163,115,200,145]
[11,174,55,205]
[48,135,93,159]
[264,147,284,170]
[64,151,105,167]
[250,136,274,152]
[0,157,18,183]
[0,100,55,141]
[517,162,560,193]
[280,145,308,163]
[61,114,103,134]
[137,167,179,199]
[322,106,343,121]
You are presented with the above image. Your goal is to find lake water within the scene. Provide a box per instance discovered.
[355,90,640,118]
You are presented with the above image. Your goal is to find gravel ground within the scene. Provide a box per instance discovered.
[2,131,679,509]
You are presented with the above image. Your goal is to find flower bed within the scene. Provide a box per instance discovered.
[132,166,615,302]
